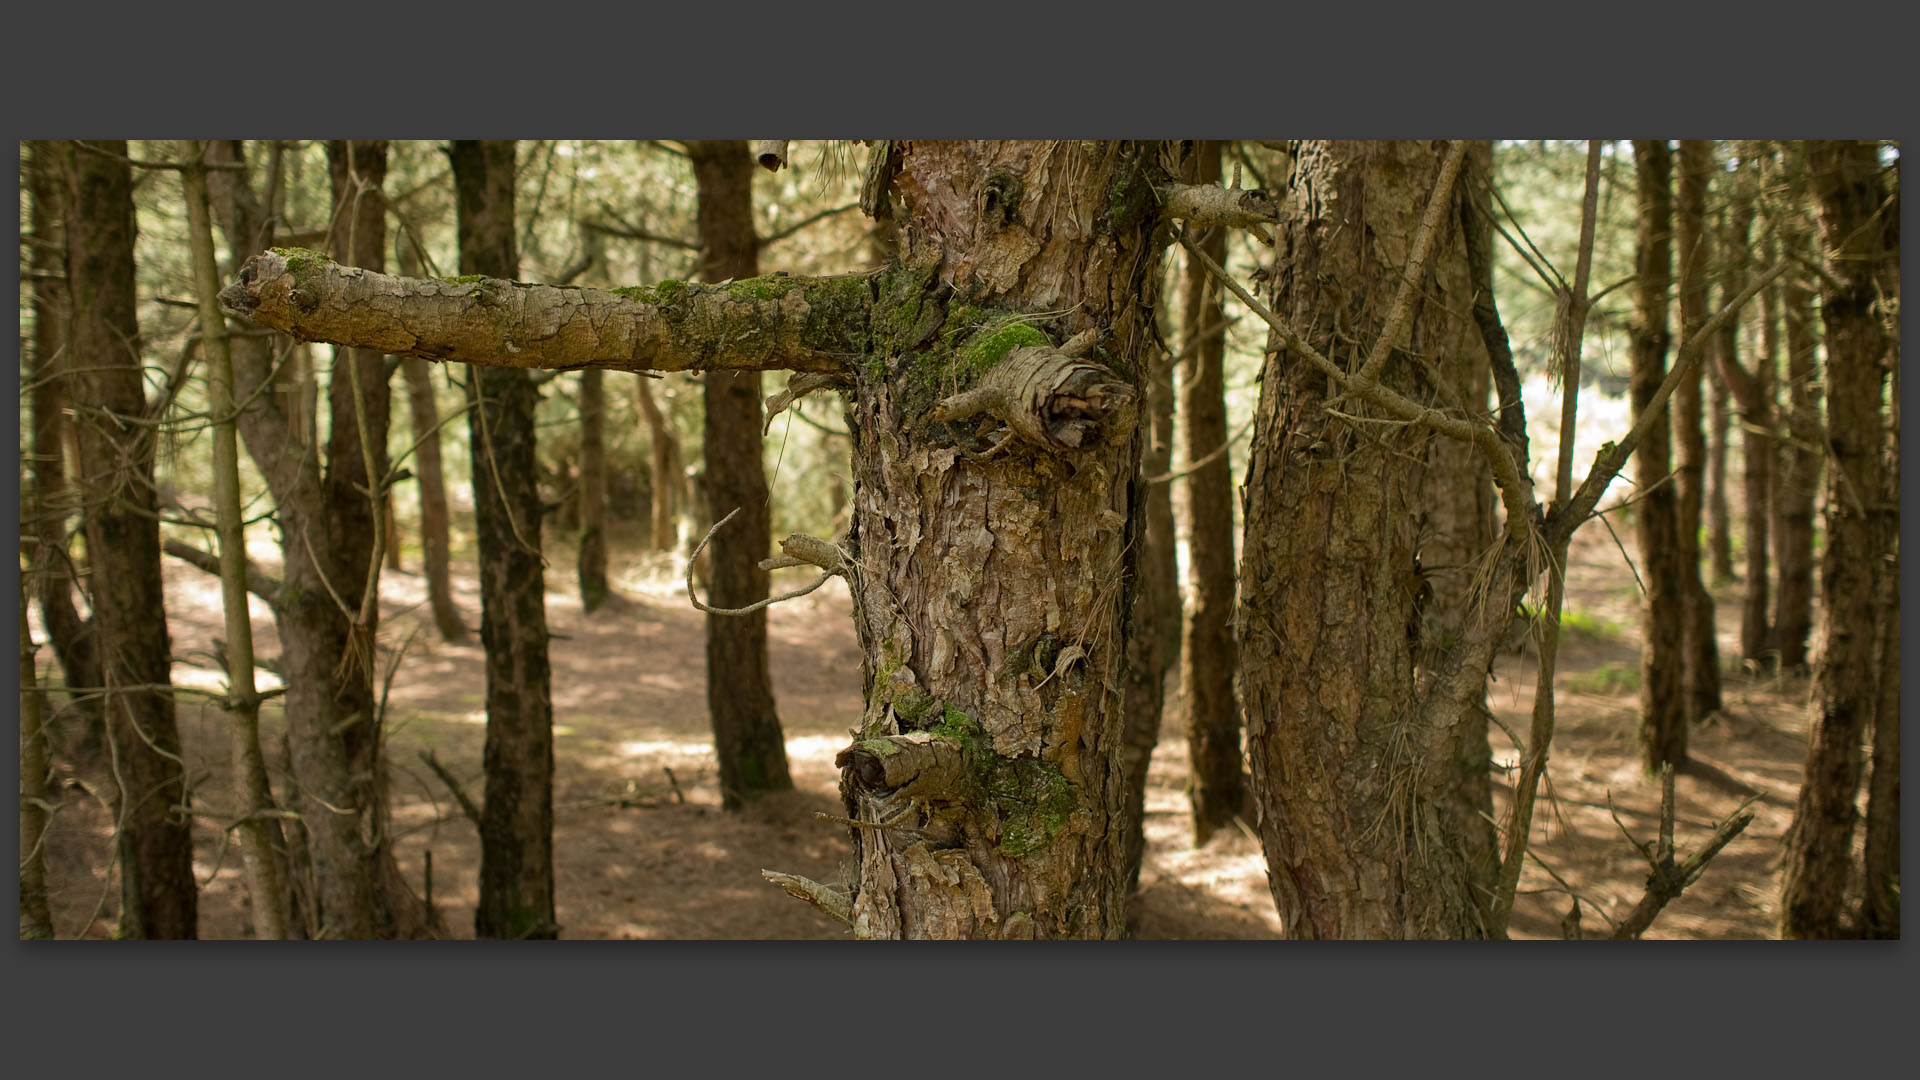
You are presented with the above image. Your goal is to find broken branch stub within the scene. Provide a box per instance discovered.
[835,732,971,800]
[932,346,1139,452]
[1160,182,1283,232]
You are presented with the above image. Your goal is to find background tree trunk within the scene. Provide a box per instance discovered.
[19,604,56,939]
[1772,146,1823,672]
[578,367,611,612]
[1779,139,1897,939]
[635,377,682,551]
[1674,140,1722,722]
[1713,177,1772,662]
[24,140,104,774]
[1706,358,1736,584]
[1632,141,1689,774]
[61,139,198,939]
[1178,142,1245,847]
[1238,140,1490,938]
[452,140,560,940]
[686,139,793,809]
[835,140,1165,938]
[395,234,469,644]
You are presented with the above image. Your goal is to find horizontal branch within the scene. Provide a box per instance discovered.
[163,538,282,603]
[219,249,873,376]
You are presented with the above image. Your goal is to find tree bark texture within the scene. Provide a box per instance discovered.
[1674,142,1723,722]
[1631,141,1689,774]
[452,140,559,940]
[1177,142,1245,847]
[687,139,793,809]
[634,377,682,550]
[835,140,1165,938]
[24,141,105,773]
[20,603,56,939]
[1238,140,1492,938]
[1706,350,1736,583]
[1779,140,1898,939]
[61,140,198,939]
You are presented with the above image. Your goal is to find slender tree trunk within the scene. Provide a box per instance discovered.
[1773,144,1823,673]
[1119,321,1176,895]
[61,140,198,939]
[833,140,1166,938]
[452,140,559,940]
[1239,140,1489,938]
[686,139,792,809]
[394,239,469,644]
[1177,144,1244,846]
[182,143,293,939]
[24,140,104,774]
[1674,140,1722,722]
[1779,139,1898,939]
[1632,140,1689,774]
[1714,185,1772,662]
[19,602,56,939]
[635,377,681,551]
[1860,153,1900,943]
[578,367,611,612]
[1706,349,1736,582]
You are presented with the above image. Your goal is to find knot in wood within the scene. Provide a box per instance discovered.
[931,347,1138,452]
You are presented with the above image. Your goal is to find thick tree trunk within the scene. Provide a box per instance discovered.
[687,139,793,809]
[1632,141,1689,774]
[1178,143,1244,847]
[452,140,560,940]
[831,140,1164,938]
[61,140,198,939]
[578,367,611,612]
[1779,140,1898,939]
[1239,140,1489,938]
[1673,140,1722,722]
[395,236,469,644]
[24,141,105,773]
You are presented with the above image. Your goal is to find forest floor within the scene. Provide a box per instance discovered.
[29,519,1821,940]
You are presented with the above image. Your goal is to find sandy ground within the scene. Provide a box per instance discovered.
[28,520,1820,940]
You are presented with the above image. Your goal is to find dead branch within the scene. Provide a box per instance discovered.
[419,750,483,827]
[761,870,853,928]
[687,509,846,616]
[1608,767,1759,939]
[161,538,282,603]
[1158,182,1283,236]
[755,140,790,173]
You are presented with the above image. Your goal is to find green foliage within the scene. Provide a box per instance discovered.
[1565,662,1640,695]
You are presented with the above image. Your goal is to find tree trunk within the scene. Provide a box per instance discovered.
[19,603,56,939]
[393,237,469,644]
[1631,141,1689,774]
[1713,182,1772,662]
[831,140,1164,938]
[182,143,294,940]
[1177,143,1244,846]
[451,140,560,940]
[1673,140,1722,722]
[1779,139,1898,939]
[686,139,793,809]
[24,140,105,774]
[634,377,682,551]
[578,367,611,612]
[61,140,198,939]
[1238,140,1490,938]
[1772,147,1823,672]
[1119,313,1176,896]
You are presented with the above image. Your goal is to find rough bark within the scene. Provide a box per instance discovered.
[1861,252,1899,939]
[1779,140,1898,939]
[1772,148,1823,672]
[833,140,1164,938]
[578,367,611,612]
[1238,140,1490,938]
[452,140,559,940]
[1674,141,1723,722]
[395,236,469,644]
[1119,308,1176,896]
[1713,181,1773,662]
[685,140,794,810]
[61,140,198,939]
[1632,141,1689,774]
[1706,348,1736,583]
[25,140,105,775]
[1177,143,1245,847]
[182,143,293,939]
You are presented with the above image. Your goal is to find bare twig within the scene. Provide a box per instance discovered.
[419,750,482,827]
